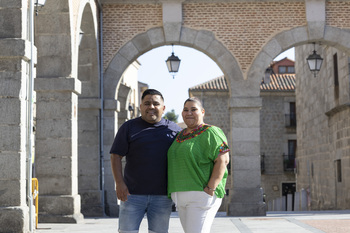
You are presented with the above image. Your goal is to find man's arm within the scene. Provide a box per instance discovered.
[110,153,130,201]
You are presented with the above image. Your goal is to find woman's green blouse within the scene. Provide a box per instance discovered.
[167,124,230,198]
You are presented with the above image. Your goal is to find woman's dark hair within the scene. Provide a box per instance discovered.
[184,97,203,109]
[141,89,164,101]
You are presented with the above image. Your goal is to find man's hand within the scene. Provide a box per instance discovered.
[116,181,130,202]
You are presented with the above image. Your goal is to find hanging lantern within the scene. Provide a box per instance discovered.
[306,42,323,77]
[165,44,181,79]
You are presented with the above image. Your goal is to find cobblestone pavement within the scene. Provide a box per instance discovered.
[36,210,350,233]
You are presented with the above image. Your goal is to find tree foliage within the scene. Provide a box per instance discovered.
[164,109,178,123]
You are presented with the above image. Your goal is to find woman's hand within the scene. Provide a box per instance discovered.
[204,186,215,196]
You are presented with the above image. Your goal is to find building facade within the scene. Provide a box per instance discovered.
[295,44,350,210]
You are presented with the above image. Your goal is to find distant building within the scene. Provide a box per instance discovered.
[295,44,350,210]
[189,58,296,211]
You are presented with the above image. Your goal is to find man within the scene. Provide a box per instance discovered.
[110,89,182,233]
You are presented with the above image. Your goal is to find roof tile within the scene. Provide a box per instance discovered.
[189,74,295,92]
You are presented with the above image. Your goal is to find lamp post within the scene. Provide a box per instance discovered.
[79,29,84,45]
[165,44,181,79]
[306,42,323,77]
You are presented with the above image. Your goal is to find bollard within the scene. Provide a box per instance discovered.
[32,178,39,228]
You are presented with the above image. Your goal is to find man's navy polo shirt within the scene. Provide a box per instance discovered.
[110,117,182,195]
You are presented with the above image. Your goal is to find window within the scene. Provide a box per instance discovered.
[278,66,295,74]
[334,53,339,100]
[279,66,286,73]
[283,140,296,171]
[336,159,342,182]
[290,102,296,126]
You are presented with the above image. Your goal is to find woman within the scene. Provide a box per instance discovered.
[168,97,230,233]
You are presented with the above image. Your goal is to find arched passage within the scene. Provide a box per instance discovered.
[103,24,350,216]
[76,1,103,217]
[33,0,84,223]
[248,25,350,85]
[103,26,266,216]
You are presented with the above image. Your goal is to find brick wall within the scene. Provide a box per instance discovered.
[182,2,305,73]
[103,4,162,69]
[101,1,350,73]
[326,0,350,28]
[102,1,306,72]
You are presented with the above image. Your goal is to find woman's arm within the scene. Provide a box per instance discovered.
[204,152,230,196]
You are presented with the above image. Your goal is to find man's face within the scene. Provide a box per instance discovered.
[140,94,165,124]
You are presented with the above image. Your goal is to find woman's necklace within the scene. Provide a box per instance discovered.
[176,124,211,143]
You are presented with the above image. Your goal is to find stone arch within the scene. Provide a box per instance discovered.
[76,1,103,217]
[34,0,85,223]
[103,26,243,101]
[248,25,350,86]
[102,26,266,216]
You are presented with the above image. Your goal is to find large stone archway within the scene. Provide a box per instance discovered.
[102,1,350,216]
[102,25,266,216]
[32,0,100,223]
[77,2,103,217]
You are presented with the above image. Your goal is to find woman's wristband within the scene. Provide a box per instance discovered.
[206,185,216,191]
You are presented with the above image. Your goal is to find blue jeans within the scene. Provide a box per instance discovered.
[118,195,172,233]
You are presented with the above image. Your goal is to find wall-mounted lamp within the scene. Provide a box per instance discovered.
[34,0,46,15]
[79,29,84,45]
[306,42,323,77]
[262,66,274,85]
[165,44,181,79]
[128,104,134,118]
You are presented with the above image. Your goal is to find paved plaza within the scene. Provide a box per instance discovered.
[36,210,350,233]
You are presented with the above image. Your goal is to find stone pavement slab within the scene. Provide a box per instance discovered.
[36,211,350,233]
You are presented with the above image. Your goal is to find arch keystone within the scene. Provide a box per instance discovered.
[162,1,183,42]
[305,0,326,40]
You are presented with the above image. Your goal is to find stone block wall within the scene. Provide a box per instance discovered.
[295,44,350,210]
[260,93,296,203]
[0,0,31,231]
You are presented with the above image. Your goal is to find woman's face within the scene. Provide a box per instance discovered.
[182,101,205,130]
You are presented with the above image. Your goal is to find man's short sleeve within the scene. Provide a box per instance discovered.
[109,121,129,156]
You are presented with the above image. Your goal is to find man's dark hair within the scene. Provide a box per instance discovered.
[141,89,164,101]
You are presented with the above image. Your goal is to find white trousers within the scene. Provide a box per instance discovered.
[171,191,222,233]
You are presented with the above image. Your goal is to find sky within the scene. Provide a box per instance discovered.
[138,45,295,122]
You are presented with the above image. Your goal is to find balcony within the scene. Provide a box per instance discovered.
[283,154,295,172]
[285,113,296,128]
